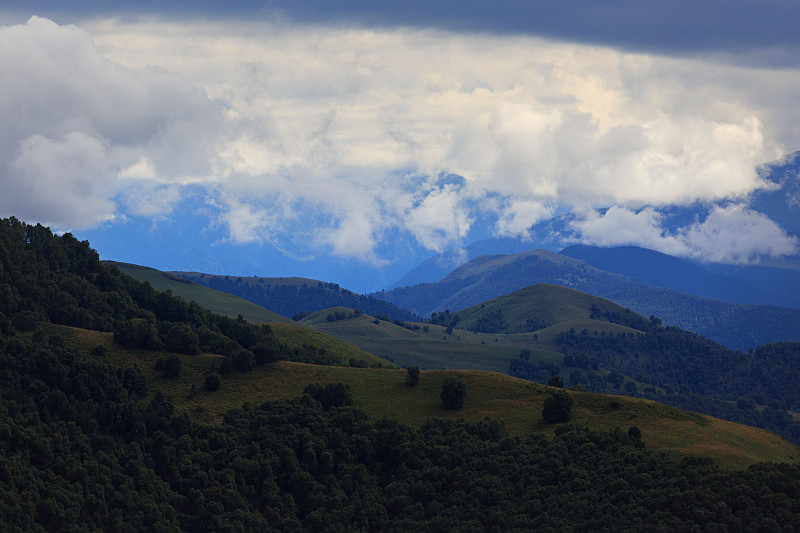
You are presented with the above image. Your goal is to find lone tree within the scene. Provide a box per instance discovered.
[547,375,564,388]
[542,390,573,423]
[406,366,420,386]
[440,377,467,410]
[204,372,221,391]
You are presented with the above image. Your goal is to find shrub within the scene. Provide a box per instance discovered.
[441,377,466,410]
[156,354,182,379]
[304,382,353,409]
[406,366,420,386]
[542,390,573,424]
[204,372,221,391]
[91,344,107,357]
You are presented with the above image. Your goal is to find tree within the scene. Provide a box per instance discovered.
[406,366,420,386]
[156,354,182,379]
[232,349,255,372]
[547,375,564,388]
[628,426,644,447]
[441,377,466,410]
[91,344,107,357]
[542,390,573,423]
[204,372,221,391]
[165,323,200,355]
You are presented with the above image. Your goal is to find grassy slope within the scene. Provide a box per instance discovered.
[110,262,293,324]
[300,285,642,373]
[63,325,799,470]
[453,283,639,332]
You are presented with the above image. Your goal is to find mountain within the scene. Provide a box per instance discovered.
[391,215,577,287]
[393,151,800,291]
[171,272,420,322]
[560,245,800,310]
[374,249,800,351]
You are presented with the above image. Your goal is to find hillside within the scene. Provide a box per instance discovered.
[173,271,420,322]
[434,284,652,334]
[4,217,800,530]
[56,324,798,470]
[111,262,293,324]
[375,248,800,351]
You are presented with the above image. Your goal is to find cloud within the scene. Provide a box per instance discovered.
[2,16,800,265]
[571,205,799,263]
[682,205,799,263]
[403,184,473,253]
[0,16,224,229]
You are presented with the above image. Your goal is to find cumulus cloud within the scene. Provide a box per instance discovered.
[0,16,223,229]
[682,205,799,263]
[2,16,800,264]
[571,205,799,263]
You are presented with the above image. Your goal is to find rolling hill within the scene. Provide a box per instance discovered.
[6,216,800,530]
[110,261,293,324]
[374,249,800,351]
[172,271,420,322]
[57,323,798,470]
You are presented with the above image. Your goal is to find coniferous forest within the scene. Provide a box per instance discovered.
[3,217,800,531]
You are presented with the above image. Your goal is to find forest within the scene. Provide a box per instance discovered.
[3,217,800,531]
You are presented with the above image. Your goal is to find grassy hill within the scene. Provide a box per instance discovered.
[445,283,648,333]
[60,324,799,470]
[110,261,293,324]
[299,286,642,373]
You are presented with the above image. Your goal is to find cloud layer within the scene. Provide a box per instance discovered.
[571,205,800,263]
[1,15,799,264]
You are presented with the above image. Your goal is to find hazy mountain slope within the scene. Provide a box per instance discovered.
[391,216,576,287]
[560,245,800,310]
[173,272,420,322]
[374,250,800,351]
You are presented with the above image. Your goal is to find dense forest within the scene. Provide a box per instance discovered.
[4,334,800,531]
[174,272,420,323]
[4,217,800,530]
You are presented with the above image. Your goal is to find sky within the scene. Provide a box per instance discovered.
[2,1,800,292]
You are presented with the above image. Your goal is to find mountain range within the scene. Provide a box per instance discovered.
[372,248,800,352]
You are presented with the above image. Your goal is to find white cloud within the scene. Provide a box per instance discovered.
[3,16,800,263]
[495,200,554,238]
[682,205,799,263]
[570,207,690,256]
[571,205,799,263]
[0,16,224,229]
[402,183,474,252]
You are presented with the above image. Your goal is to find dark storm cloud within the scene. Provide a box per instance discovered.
[5,1,800,65]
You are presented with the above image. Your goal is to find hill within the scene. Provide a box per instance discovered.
[374,249,800,351]
[4,216,800,530]
[111,262,293,324]
[56,324,798,470]
[172,271,420,322]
